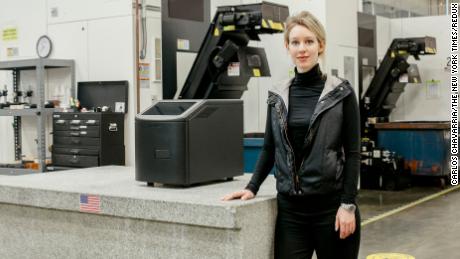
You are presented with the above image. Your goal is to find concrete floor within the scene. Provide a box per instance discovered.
[358,186,460,259]
[358,186,443,222]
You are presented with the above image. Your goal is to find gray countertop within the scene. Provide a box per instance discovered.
[0,166,277,229]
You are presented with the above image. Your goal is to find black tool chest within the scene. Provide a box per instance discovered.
[52,112,125,168]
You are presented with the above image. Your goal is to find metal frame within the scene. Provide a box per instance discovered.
[0,59,75,173]
[12,69,21,160]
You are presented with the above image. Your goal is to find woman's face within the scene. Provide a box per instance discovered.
[285,24,323,73]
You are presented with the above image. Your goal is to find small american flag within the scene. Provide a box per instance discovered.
[79,194,101,213]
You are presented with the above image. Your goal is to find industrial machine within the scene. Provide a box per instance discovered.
[359,37,437,190]
[135,2,289,186]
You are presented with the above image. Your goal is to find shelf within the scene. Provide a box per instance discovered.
[0,58,75,172]
[0,168,39,175]
[0,108,62,116]
[0,59,75,71]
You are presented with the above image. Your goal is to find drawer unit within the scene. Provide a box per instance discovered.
[52,147,100,156]
[54,137,101,146]
[53,154,99,167]
[54,129,100,138]
[52,112,125,168]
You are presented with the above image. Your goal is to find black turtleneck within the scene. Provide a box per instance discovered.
[288,64,325,170]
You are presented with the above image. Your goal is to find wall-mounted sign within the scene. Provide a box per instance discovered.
[2,27,18,41]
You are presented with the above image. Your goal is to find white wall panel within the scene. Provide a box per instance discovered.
[86,0,133,20]
[0,0,47,60]
[325,0,358,94]
[87,17,134,81]
[376,15,391,65]
[47,0,133,24]
[47,0,90,24]
[48,21,89,82]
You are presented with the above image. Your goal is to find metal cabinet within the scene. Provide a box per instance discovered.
[52,112,125,168]
[376,122,451,177]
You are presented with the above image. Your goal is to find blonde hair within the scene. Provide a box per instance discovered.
[284,11,326,56]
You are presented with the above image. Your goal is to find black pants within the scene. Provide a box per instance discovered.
[274,193,360,259]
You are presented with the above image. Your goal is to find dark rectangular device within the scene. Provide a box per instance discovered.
[135,100,243,186]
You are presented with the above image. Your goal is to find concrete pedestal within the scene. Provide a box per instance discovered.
[0,166,277,259]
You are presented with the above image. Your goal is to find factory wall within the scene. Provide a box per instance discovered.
[1,0,447,167]
[0,0,144,166]
[376,15,450,121]
[0,0,358,165]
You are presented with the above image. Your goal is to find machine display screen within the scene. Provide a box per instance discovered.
[168,0,204,22]
[143,102,196,115]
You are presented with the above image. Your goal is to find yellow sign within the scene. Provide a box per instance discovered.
[253,68,261,77]
[223,25,235,31]
[267,20,283,31]
[426,47,436,54]
[261,19,269,28]
[139,63,150,81]
[366,253,415,259]
[213,28,220,37]
[2,27,18,41]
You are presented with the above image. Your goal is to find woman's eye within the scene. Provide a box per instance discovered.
[291,41,299,45]
[307,40,314,44]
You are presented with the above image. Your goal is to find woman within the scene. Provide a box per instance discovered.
[222,11,361,259]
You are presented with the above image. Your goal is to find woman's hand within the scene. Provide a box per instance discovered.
[221,189,255,201]
[335,207,356,239]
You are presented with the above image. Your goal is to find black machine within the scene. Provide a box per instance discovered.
[135,2,289,186]
[360,37,436,190]
[136,100,243,186]
[178,2,288,99]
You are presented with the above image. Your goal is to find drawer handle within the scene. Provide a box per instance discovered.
[70,120,81,125]
[70,126,80,130]
[56,120,65,124]
[109,123,118,132]
[70,132,80,137]
[70,155,79,164]
[86,120,96,125]
[70,149,80,155]
[71,139,81,144]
